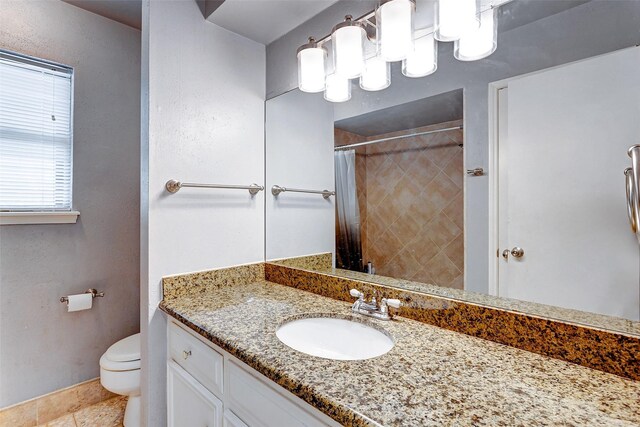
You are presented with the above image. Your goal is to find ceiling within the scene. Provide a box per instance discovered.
[207,0,341,45]
[59,0,591,43]
[335,89,463,137]
[62,0,142,29]
[207,0,521,46]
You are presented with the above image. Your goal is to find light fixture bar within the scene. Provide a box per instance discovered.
[297,1,511,102]
[309,3,499,51]
[310,10,376,47]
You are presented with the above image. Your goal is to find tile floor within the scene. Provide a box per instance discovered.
[37,396,126,427]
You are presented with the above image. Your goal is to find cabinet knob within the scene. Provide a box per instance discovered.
[182,350,192,360]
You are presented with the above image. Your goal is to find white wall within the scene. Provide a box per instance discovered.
[0,1,140,407]
[142,0,266,425]
[265,89,335,261]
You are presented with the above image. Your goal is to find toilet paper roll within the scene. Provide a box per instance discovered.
[67,293,93,312]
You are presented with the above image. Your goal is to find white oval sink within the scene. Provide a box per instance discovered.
[276,317,394,360]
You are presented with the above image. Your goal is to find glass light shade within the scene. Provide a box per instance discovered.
[434,0,480,42]
[454,7,498,61]
[360,56,390,91]
[297,39,327,93]
[324,73,351,102]
[332,17,366,78]
[402,32,437,78]
[376,0,415,62]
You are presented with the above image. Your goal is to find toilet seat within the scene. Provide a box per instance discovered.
[100,333,140,371]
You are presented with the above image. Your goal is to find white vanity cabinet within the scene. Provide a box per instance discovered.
[167,360,223,426]
[167,321,341,427]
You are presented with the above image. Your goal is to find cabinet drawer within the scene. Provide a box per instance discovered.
[169,322,223,398]
[226,360,329,427]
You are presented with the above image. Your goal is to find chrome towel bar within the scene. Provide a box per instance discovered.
[60,288,104,304]
[165,180,264,196]
[271,185,335,199]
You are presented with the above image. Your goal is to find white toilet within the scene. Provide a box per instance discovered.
[100,333,141,427]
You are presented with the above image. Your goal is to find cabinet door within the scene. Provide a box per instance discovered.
[168,360,223,427]
[223,410,248,427]
[226,360,332,427]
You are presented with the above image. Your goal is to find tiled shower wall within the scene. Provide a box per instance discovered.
[335,120,464,289]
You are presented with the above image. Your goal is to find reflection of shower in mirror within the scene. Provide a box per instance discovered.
[334,95,464,289]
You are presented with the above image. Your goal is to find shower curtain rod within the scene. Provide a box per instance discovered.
[334,125,463,151]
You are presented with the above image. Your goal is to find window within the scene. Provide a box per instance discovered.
[0,50,77,224]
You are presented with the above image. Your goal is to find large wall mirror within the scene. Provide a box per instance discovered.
[265,0,640,334]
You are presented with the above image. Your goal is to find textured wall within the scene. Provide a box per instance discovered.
[142,0,266,425]
[267,1,640,294]
[335,122,464,288]
[0,1,141,407]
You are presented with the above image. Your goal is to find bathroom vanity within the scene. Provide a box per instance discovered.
[167,321,340,427]
[160,263,640,427]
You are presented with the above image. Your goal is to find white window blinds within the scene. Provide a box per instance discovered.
[0,51,73,211]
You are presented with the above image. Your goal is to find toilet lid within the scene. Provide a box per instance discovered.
[99,353,140,372]
[105,333,140,363]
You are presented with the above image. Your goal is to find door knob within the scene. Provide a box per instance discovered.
[502,249,510,260]
[511,247,524,258]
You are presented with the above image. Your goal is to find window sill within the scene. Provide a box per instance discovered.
[0,211,80,225]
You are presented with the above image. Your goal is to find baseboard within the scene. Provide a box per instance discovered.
[0,378,116,427]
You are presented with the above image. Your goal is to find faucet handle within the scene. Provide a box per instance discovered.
[350,289,364,299]
[384,298,401,309]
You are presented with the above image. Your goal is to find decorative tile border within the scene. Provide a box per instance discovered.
[0,378,115,427]
[265,263,640,381]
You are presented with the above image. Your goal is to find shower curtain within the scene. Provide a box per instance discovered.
[335,150,363,271]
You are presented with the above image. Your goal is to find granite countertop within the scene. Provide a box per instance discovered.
[160,280,640,427]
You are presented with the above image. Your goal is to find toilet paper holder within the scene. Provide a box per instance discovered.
[60,288,105,304]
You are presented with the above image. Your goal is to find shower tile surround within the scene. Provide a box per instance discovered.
[335,120,464,288]
[160,259,639,426]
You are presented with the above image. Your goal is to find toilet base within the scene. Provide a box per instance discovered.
[124,395,141,427]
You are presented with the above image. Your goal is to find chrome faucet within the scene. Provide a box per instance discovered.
[349,289,401,321]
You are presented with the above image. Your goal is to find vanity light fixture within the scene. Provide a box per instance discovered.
[376,0,415,62]
[454,7,498,61]
[360,55,391,91]
[297,37,327,93]
[324,73,351,102]
[402,31,437,78]
[296,1,503,103]
[332,15,367,78]
[434,0,480,42]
